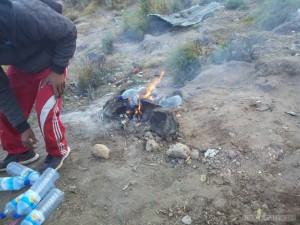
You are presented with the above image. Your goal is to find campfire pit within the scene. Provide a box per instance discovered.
[101,71,181,139]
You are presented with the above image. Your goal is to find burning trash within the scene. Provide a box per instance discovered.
[117,71,182,120]
[101,71,181,138]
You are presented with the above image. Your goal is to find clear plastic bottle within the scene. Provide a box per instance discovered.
[0,194,24,219]
[21,188,64,225]
[14,168,59,218]
[160,95,182,108]
[119,88,139,105]
[119,87,148,105]
[6,162,40,185]
[0,177,29,191]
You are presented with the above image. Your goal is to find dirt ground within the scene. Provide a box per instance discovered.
[1,2,300,225]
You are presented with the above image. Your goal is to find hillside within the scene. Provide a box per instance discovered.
[1,0,300,224]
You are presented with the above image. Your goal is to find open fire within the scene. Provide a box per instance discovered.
[121,71,165,121]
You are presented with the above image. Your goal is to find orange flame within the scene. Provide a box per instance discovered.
[130,71,165,121]
[143,71,165,99]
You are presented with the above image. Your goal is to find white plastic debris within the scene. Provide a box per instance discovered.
[204,149,219,158]
[182,215,192,224]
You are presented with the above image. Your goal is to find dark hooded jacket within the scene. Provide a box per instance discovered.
[0,0,77,133]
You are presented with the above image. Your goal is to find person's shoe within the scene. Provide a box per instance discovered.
[38,147,70,172]
[0,149,40,172]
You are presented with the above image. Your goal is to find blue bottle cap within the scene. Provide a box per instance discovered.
[118,95,124,101]
[13,213,20,219]
[24,180,30,186]
[0,212,6,219]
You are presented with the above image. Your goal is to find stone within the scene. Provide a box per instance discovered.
[144,131,154,140]
[190,149,200,160]
[228,150,237,159]
[150,108,179,139]
[145,139,159,152]
[92,144,110,159]
[182,215,192,225]
[166,143,191,159]
[178,159,185,164]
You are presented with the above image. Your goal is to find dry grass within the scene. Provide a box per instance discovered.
[140,56,166,69]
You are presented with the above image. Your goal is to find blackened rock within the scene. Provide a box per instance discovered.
[150,108,179,138]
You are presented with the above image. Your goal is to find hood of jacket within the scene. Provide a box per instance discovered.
[0,0,16,45]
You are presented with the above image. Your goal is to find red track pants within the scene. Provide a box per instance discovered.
[0,66,68,157]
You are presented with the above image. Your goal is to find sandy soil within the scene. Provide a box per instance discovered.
[1,2,300,225]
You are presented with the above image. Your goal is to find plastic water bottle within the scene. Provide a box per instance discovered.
[6,162,40,185]
[160,95,182,108]
[119,87,147,105]
[21,188,64,225]
[14,168,59,218]
[119,88,139,105]
[0,177,29,191]
[0,194,24,219]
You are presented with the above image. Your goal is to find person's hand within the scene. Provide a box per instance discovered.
[21,128,38,149]
[41,71,65,98]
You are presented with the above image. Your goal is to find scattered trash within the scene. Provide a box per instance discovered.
[285,111,297,116]
[122,181,136,191]
[148,2,222,27]
[200,174,207,182]
[204,149,220,158]
[182,215,192,224]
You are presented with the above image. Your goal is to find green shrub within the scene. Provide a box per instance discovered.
[254,0,300,30]
[121,7,148,41]
[76,61,105,94]
[166,42,202,86]
[95,0,135,10]
[225,0,247,10]
[64,8,81,21]
[101,33,116,55]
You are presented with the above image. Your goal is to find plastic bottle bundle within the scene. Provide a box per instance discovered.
[0,194,24,219]
[14,168,59,218]
[160,95,182,108]
[119,87,147,106]
[0,177,30,191]
[6,162,40,185]
[21,188,64,225]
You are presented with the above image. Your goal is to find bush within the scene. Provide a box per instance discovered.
[121,7,148,41]
[64,8,80,21]
[254,0,300,31]
[94,0,135,10]
[101,33,116,55]
[166,42,202,86]
[225,0,247,10]
[76,60,105,94]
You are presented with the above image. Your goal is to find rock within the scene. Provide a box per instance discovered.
[144,131,154,140]
[145,139,159,152]
[190,149,200,160]
[182,215,192,225]
[178,159,185,164]
[228,150,237,159]
[236,161,241,166]
[92,144,110,159]
[262,203,269,211]
[251,201,260,211]
[150,108,179,139]
[166,143,191,159]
